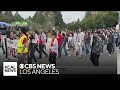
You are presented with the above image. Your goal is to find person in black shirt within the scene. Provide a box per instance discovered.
[99,32,105,53]
[28,33,37,64]
[90,31,102,66]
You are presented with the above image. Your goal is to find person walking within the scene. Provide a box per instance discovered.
[117,30,120,50]
[62,33,68,56]
[68,33,75,56]
[78,29,85,59]
[49,32,58,66]
[84,32,91,55]
[38,30,48,59]
[75,30,80,56]
[112,29,117,53]
[34,30,40,54]
[90,31,102,66]
[99,32,105,54]
[57,31,62,58]
[107,31,114,56]
[28,33,37,64]
[0,32,5,54]
[17,27,28,64]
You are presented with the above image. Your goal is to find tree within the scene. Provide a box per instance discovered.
[13,11,24,22]
[27,16,32,21]
[53,11,65,28]
[32,11,46,25]
[32,11,40,23]
[4,11,13,17]
[32,11,65,30]
[80,11,119,30]
[0,11,3,15]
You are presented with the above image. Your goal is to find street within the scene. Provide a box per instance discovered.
[0,38,117,74]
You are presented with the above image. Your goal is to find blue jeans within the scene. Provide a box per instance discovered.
[85,44,91,55]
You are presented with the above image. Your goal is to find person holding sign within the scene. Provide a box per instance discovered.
[17,27,28,64]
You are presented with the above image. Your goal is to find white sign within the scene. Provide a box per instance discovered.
[7,39,18,58]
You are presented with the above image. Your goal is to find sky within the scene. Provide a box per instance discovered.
[12,11,85,24]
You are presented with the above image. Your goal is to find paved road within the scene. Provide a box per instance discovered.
[0,38,117,74]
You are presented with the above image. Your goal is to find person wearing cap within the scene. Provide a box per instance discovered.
[17,27,28,64]
[90,31,102,66]
[49,32,58,65]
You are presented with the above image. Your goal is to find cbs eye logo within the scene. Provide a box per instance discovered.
[3,62,17,76]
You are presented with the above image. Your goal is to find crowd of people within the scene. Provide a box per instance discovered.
[1,27,120,66]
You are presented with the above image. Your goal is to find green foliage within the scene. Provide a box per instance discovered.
[53,11,65,28]
[0,11,24,23]
[66,11,119,31]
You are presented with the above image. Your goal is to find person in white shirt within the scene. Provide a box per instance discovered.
[68,33,75,56]
[38,30,48,59]
[34,30,40,54]
[78,29,85,59]
[75,31,80,56]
